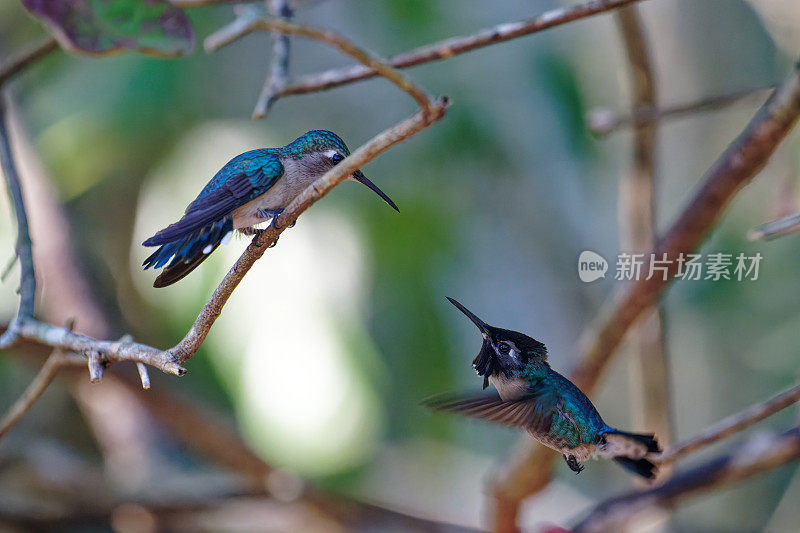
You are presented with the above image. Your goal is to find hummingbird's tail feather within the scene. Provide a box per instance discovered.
[600,428,661,479]
[613,456,658,479]
[602,428,661,454]
[142,217,234,288]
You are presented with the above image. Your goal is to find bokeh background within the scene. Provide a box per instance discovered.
[1,0,800,531]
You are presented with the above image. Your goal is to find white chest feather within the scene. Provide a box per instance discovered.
[489,374,530,402]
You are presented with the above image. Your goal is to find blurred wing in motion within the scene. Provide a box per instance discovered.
[423,388,552,430]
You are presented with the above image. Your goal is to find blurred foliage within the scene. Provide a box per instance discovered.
[21,0,194,57]
[1,0,800,531]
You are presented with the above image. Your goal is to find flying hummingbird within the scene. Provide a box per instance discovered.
[142,130,398,287]
[426,297,661,478]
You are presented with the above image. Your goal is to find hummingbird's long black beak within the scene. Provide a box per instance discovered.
[446,297,491,337]
[352,170,399,212]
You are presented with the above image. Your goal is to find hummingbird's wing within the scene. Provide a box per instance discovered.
[423,385,555,432]
[142,152,284,287]
[144,153,284,246]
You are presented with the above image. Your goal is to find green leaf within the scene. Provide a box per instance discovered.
[21,0,194,58]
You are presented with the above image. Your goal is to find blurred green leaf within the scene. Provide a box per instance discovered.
[21,0,194,57]
[536,55,594,156]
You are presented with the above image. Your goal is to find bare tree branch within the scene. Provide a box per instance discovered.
[658,382,800,466]
[748,211,800,241]
[205,4,433,112]
[491,54,800,527]
[0,97,36,346]
[0,348,66,440]
[253,0,293,119]
[0,37,58,88]
[615,3,673,457]
[277,0,649,100]
[587,85,774,136]
[573,425,800,533]
[3,320,185,375]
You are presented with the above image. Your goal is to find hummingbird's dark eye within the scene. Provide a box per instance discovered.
[498,342,511,354]
[330,153,344,164]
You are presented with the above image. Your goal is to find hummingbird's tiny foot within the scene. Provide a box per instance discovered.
[564,455,584,474]
[256,208,285,231]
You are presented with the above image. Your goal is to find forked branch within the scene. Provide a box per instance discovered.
[276,0,648,101]
[204,4,433,112]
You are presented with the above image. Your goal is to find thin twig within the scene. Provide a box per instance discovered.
[0,348,66,440]
[748,212,800,241]
[0,97,36,346]
[573,425,800,533]
[136,363,151,390]
[0,37,58,88]
[615,2,672,460]
[253,0,293,119]
[165,97,449,366]
[658,382,800,466]
[491,53,800,525]
[278,0,648,99]
[87,351,103,383]
[587,85,775,136]
[1,253,18,282]
[205,4,432,112]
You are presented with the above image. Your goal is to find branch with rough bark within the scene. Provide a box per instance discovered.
[572,425,800,533]
[204,4,432,112]
[261,0,647,104]
[490,53,800,531]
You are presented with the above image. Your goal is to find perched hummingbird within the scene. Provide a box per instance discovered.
[426,298,661,478]
[142,130,398,287]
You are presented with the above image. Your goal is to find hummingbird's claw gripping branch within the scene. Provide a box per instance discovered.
[492,53,800,531]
